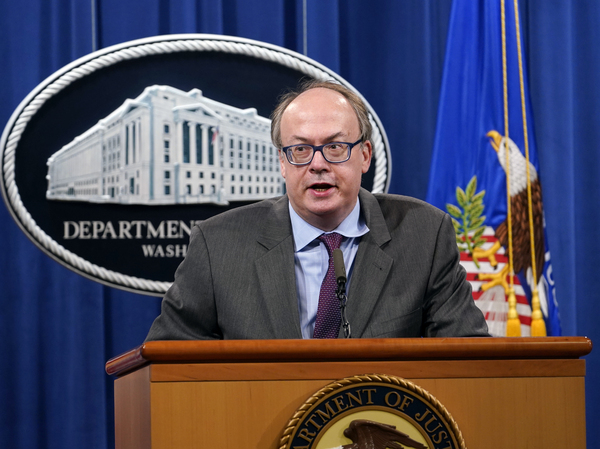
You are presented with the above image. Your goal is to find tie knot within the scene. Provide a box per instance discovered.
[318,232,343,255]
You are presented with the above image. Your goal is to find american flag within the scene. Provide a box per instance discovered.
[460,227,532,337]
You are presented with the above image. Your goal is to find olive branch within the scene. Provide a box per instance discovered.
[446,176,487,268]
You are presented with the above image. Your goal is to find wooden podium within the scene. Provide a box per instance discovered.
[106,337,591,449]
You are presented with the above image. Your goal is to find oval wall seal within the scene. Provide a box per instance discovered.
[280,374,465,449]
[0,34,391,296]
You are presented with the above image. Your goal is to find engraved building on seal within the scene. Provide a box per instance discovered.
[46,85,284,205]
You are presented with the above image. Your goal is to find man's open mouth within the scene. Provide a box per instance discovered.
[310,183,334,192]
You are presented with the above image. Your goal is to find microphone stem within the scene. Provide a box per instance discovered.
[336,280,351,338]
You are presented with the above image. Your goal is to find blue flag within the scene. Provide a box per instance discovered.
[426,0,561,336]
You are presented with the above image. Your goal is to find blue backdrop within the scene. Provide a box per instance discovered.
[1,1,598,448]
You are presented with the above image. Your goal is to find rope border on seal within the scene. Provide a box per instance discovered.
[1,35,390,294]
[278,373,466,449]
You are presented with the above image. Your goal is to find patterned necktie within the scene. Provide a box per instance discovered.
[313,232,344,339]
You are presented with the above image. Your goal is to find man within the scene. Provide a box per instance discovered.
[145,80,488,340]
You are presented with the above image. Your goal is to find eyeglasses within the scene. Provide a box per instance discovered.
[281,139,363,166]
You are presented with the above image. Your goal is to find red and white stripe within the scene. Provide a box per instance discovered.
[460,227,532,336]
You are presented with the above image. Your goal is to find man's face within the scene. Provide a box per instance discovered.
[279,88,372,231]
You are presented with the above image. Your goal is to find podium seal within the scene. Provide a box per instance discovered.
[279,374,465,449]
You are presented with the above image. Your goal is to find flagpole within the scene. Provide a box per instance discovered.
[512,0,546,336]
[501,0,521,337]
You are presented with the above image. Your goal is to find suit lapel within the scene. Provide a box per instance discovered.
[252,190,393,339]
[255,196,303,339]
[345,190,393,338]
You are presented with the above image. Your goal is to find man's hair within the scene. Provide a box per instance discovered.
[270,79,372,149]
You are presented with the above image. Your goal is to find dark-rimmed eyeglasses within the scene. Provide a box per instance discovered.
[280,139,363,166]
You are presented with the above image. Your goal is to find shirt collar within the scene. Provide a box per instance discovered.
[289,198,369,252]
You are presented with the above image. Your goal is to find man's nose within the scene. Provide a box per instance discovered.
[309,149,330,170]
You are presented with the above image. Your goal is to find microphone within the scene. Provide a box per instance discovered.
[332,249,351,338]
[333,249,346,284]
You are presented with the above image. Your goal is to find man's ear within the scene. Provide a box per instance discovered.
[279,150,287,179]
[361,140,373,174]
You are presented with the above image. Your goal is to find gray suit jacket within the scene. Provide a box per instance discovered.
[146,189,488,340]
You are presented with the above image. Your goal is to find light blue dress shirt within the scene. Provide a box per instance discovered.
[289,199,370,339]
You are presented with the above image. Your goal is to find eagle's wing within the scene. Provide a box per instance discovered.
[495,179,545,282]
[344,420,427,449]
